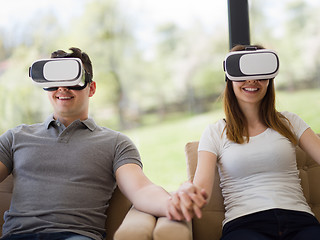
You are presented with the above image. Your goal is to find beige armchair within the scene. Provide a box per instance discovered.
[0,175,131,240]
[116,135,320,240]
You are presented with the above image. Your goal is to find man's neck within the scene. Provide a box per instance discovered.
[54,115,88,127]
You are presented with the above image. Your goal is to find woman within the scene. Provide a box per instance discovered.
[170,44,320,239]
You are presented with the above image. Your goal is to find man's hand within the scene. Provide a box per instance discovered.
[166,181,208,222]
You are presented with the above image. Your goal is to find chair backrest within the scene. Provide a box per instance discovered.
[0,175,13,237]
[0,175,131,240]
[105,187,132,240]
[185,135,320,240]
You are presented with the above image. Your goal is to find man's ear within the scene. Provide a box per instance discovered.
[89,81,96,97]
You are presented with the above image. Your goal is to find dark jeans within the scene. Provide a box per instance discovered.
[221,209,320,240]
[0,232,93,240]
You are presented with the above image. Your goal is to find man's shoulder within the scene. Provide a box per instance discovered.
[94,124,119,135]
[85,118,134,143]
[9,122,45,133]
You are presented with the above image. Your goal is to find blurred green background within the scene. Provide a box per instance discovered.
[0,0,320,191]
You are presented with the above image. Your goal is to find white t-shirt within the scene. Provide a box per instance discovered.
[198,111,313,226]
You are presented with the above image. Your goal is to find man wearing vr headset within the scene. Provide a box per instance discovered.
[0,47,186,240]
[170,45,320,239]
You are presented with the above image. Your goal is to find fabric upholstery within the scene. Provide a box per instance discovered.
[114,207,157,240]
[0,175,13,237]
[153,217,192,240]
[115,208,192,240]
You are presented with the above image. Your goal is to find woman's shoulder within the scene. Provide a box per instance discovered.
[279,111,304,123]
[204,118,227,136]
[280,111,298,118]
[279,111,309,137]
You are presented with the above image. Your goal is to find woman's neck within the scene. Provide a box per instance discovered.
[240,103,267,137]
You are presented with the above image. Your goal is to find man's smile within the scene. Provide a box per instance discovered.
[56,96,74,100]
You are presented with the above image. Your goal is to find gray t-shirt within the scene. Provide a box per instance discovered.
[0,115,142,240]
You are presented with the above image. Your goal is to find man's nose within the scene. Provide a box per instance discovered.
[58,87,70,91]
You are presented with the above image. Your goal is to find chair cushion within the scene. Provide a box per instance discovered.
[0,175,13,236]
[114,207,157,240]
[153,217,192,240]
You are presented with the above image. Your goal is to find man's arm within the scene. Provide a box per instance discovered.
[0,161,9,183]
[115,163,184,220]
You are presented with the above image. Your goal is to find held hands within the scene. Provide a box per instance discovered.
[166,181,208,222]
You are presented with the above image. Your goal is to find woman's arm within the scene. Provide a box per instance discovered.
[299,128,320,165]
[171,151,217,221]
[193,151,217,202]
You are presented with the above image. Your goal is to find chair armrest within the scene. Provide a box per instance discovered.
[153,217,192,240]
[114,207,192,240]
[114,207,157,240]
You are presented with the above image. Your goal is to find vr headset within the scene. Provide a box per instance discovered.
[223,49,279,81]
[29,58,88,90]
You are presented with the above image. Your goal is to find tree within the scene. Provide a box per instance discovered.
[66,0,142,129]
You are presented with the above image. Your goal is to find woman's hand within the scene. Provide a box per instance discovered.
[166,181,208,221]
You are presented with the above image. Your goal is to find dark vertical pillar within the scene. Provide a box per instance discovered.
[227,0,250,49]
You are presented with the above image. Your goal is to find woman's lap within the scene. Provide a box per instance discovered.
[221,209,320,240]
[221,228,273,240]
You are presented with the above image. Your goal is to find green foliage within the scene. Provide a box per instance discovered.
[277,89,320,133]
[0,46,50,133]
[250,1,320,90]
[1,0,319,130]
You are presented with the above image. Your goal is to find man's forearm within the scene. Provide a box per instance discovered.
[130,184,170,217]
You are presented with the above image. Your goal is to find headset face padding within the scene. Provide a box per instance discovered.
[29,58,86,88]
[223,49,279,81]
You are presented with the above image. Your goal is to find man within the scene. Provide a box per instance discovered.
[0,47,191,240]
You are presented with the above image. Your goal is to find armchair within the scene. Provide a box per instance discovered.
[116,135,320,240]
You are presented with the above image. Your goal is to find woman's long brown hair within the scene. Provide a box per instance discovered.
[223,45,297,145]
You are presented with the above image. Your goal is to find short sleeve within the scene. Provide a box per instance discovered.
[281,111,310,140]
[113,133,143,174]
[198,119,226,157]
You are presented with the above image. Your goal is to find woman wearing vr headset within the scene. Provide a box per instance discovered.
[169,45,320,239]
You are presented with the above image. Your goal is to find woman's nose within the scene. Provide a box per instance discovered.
[246,79,257,83]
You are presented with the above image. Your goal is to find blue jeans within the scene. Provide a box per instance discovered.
[221,209,320,240]
[0,232,93,240]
